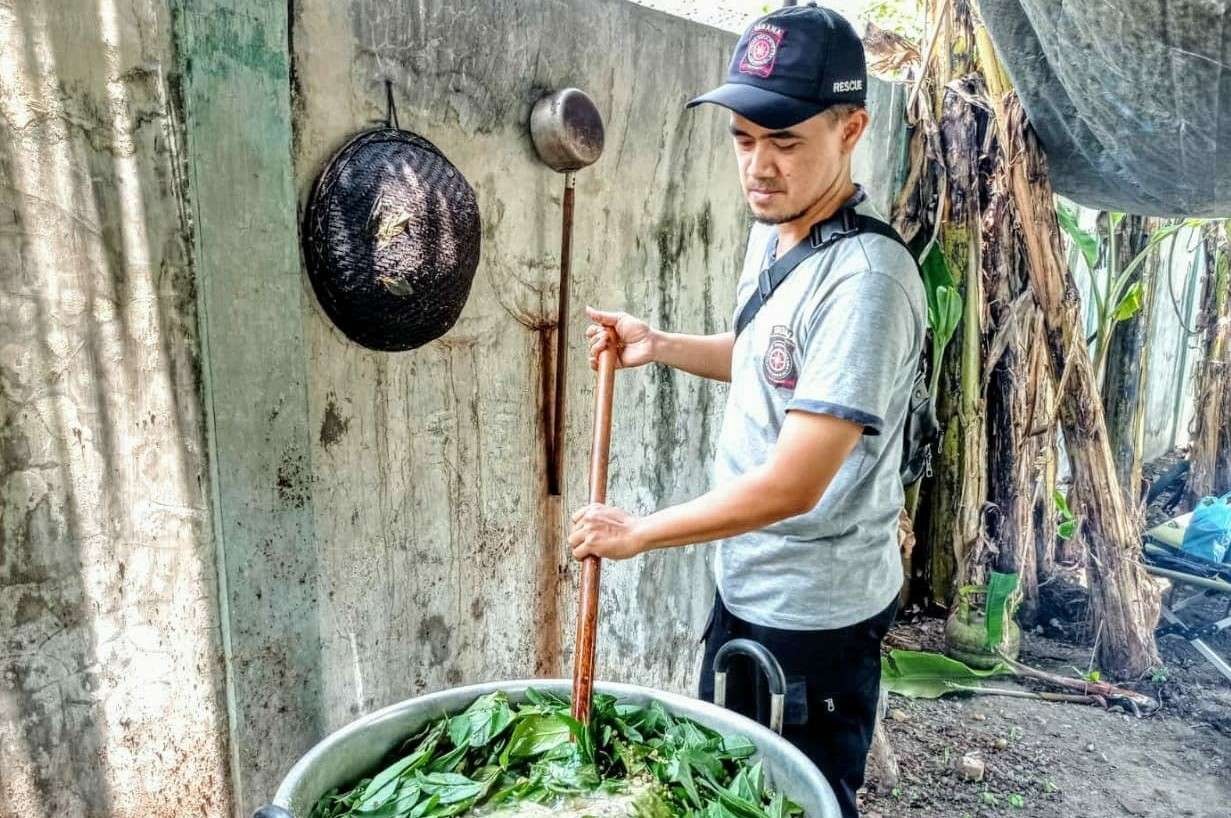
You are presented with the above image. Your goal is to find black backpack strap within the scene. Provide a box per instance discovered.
[734,207,861,337]
[733,209,917,338]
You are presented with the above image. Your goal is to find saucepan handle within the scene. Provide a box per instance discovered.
[713,637,788,735]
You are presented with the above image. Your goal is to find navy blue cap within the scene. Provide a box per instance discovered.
[687,3,867,129]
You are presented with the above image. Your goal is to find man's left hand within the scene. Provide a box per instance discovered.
[569,504,647,561]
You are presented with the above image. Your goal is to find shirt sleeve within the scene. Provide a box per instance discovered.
[785,270,919,435]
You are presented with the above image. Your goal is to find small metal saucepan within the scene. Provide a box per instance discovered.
[530,89,606,495]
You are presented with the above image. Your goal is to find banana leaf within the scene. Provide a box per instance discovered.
[881,650,1012,699]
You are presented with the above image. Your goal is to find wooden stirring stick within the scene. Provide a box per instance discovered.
[570,340,617,724]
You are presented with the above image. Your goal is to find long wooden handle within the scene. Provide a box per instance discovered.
[570,342,616,723]
[547,173,577,496]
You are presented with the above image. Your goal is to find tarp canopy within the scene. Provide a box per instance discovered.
[980,0,1230,217]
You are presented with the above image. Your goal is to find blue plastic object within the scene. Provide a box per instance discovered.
[1181,494,1231,564]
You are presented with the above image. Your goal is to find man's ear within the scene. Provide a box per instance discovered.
[841,109,870,154]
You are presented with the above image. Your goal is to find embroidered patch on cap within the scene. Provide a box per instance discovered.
[739,23,785,79]
[762,324,798,389]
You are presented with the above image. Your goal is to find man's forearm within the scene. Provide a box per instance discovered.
[651,330,734,381]
[633,466,812,551]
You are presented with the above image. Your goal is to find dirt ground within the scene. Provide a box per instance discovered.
[859,605,1231,818]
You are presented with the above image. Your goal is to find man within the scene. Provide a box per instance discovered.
[567,5,924,816]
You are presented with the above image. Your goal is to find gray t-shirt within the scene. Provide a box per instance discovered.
[712,187,926,630]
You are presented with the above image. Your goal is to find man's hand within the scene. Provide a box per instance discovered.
[569,503,647,560]
[585,307,656,370]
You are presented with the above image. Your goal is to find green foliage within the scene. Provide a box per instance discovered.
[984,572,1019,649]
[880,650,1012,699]
[1112,280,1144,321]
[1055,200,1212,380]
[310,691,801,818]
[921,244,963,394]
[1053,489,1077,541]
[1056,204,1100,273]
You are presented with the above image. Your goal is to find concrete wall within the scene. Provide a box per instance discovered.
[0,1,908,816]
[0,1,231,816]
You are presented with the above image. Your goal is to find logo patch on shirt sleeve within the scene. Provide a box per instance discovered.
[762,325,798,389]
[739,23,785,79]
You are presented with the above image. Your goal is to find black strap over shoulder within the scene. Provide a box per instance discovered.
[733,207,918,338]
[731,205,936,485]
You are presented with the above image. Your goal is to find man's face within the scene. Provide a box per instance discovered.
[730,107,869,224]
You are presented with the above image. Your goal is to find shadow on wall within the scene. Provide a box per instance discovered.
[0,1,230,816]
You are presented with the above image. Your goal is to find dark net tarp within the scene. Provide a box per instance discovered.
[980,0,1230,216]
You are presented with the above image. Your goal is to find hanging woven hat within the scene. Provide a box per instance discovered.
[302,126,481,351]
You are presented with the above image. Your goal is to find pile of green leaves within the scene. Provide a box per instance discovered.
[311,690,802,818]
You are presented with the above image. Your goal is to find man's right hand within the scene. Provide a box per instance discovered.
[585,307,656,370]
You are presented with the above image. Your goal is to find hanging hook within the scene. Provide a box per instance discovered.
[385,79,401,130]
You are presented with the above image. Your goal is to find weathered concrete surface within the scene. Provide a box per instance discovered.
[286,6,745,806]
[0,1,230,816]
[172,0,326,813]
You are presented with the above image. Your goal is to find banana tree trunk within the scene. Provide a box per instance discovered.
[982,139,1038,586]
[1187,226,1231,504]
[920,0,984,607]
[1101,216,1158,508]
[994,95,1160,678]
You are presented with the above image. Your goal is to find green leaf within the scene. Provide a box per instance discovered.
[524,688,569,710]
[1113,280,1144,321]
[499,714,573,765]
[679,746,724,782]
[535,755,600,794]
[451,692,515,748]
[984,571,1019,649]
[427,742,468,774]
[1056,204,1100,272]
[1053,489,1071,516]
[700,777,770,818]
[410,794,441,818]
[447,715,472,749]
[921,245,962,343]
[417,772,487,805]
[666,752,703,808]
[727,767,756,802]
[881,650,1012,699]
[719,734,756,760]
[767,792,786,818]
[354,725,443,813]
[667,720,714,750]
[1054,489,1078,540]
[356,756,417,811]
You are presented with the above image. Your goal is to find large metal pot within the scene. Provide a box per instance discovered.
[259,679,841,818]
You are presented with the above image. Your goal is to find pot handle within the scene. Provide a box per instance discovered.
[713,638,787,735]
[253,806,293,818]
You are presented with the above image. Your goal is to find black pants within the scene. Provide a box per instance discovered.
[698,593,898,818]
